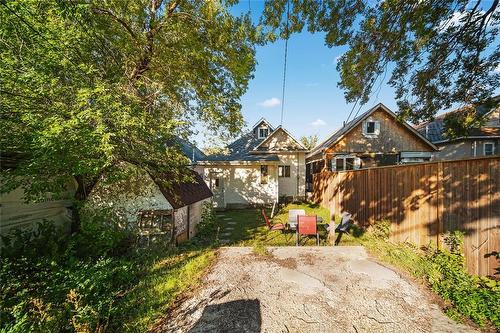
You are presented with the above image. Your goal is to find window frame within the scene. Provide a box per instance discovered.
[278,165,291,178]
[260,165,269,184]
[483,142,495,156]
[362,119,380,137]
[332,155,361,172]
[258,127,269,139]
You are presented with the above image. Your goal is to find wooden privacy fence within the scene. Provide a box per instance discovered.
[312,156,500,276]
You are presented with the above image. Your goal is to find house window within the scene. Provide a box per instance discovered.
[484,142,495,156]
[363,120,380,137]
[332,155,361,172]
[258,127,269,139]
[278,165,291,177]
[260,165,269,184]
[214,178,220,188]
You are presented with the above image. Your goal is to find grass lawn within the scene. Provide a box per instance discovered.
[216,202,332,246]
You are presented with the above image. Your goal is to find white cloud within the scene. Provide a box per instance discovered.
[310,118,327,127]
[258,97,281,108]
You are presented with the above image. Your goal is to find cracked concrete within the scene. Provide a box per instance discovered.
[152,247,477,333]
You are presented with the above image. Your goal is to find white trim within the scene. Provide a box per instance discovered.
[483,141,495,156]
[197,160,279,166]
[258,127,269,139]
[331,155,361,172]
[251,118,274,131]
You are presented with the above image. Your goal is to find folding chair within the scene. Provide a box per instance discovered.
[296,215,319,246]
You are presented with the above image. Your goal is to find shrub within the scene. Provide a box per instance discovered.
[349,225,500,329]
[70,208,134,258]
[0,220,69,259]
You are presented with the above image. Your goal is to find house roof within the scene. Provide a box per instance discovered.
[307,103,437,158]
[175,137,206,163]
[153,170,212,209]
[414,96,500,143]
[253,126,308,152]
[200,118,302,162]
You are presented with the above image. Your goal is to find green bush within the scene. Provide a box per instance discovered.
[347,223,500,329]
[0,204,220,333]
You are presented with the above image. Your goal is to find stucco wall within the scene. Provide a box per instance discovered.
[327,109,434,154]
[88,168,173,224]
[434,139,500,160]
[201,164,278,207]
[277,152,306,198]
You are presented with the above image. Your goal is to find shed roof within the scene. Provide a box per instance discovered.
[153,170,212,209]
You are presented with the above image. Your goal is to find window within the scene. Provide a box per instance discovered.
[484,142,495,156]
[332,155,361,172]
[258,127,269,139]
[363,120,380,137]
[278,165,291,177]
[214,178,220,188]
[260,165,269,184]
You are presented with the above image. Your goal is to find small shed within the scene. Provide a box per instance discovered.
[88,164,213,242]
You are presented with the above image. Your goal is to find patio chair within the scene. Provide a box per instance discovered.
[334,212,353,245]
[288,209,306,230]
[262,209,285,232]
[296,215,319,246]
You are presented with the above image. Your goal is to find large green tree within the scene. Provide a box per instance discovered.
[0,0,257,230]
[262,0,499,124]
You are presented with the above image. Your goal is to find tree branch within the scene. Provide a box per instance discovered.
[91,7,137,40]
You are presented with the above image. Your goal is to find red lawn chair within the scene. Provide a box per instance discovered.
[296,215,319,246]
[262,209,285,232]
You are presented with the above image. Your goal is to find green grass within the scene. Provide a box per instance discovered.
[115,247,216,332]
[216,202,332,246]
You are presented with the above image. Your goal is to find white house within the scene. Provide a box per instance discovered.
[197,118,308,209]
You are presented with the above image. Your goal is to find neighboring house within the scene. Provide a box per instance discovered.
[88,164,212,242]
[197,118,308,209]
[0,153,76,241]
[415,97,500,160]
[306,103,437,190]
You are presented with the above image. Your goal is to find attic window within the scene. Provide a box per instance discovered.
[258,127,269,139]
[363,120,380,137]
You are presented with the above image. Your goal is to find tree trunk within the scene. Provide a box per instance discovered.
[71,175,99,234]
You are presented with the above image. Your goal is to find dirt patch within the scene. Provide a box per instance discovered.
[152,247,477,333]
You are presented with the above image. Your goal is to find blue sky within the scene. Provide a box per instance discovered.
[194,1,499,149]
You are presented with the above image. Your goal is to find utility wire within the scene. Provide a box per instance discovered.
[280,0,290,126]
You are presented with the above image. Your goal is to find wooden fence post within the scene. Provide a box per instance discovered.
[436,161,444,248]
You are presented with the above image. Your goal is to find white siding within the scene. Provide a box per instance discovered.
[0,181,75,239]
[201,164,278,206]
[277,152,306,198]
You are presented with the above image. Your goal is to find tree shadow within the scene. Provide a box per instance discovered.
[188,299,261,333]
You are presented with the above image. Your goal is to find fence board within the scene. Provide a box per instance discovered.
[312,156,500,276]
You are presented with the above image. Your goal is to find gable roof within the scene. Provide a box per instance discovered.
[201,118,303,162]
[414,96,500,143]
[253,126,308,151]
[153,170,212,209]
[252,117,274,131]
[307,103,437,158]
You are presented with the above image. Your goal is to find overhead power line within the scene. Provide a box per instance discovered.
[280,0,290,126]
